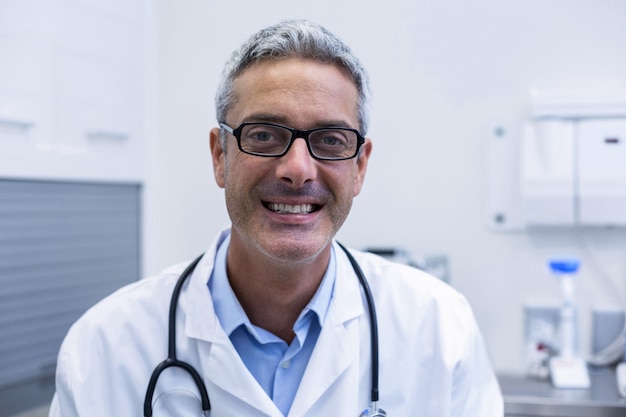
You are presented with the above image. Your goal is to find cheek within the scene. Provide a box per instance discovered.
[221,162,237,192]
[221,149,240,185]
[222,154,263,194]
[347,165,364,197]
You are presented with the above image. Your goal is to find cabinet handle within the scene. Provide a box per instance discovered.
[86,130,129,142]
[0,118,35,131]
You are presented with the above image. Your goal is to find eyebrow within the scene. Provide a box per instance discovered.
[241,113,354,129]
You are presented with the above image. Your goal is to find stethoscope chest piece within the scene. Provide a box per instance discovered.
[360,405,388,417]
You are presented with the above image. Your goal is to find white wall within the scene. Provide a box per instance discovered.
[147,0,626,373]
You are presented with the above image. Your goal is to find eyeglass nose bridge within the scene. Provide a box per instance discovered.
[281,128,317,156]
[289,128,311,140]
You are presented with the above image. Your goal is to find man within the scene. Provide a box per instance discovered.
[50,20,503,416]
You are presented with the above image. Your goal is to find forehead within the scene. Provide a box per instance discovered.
[228,58,359,127]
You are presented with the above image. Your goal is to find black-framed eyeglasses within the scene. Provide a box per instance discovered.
[219,122,365,161]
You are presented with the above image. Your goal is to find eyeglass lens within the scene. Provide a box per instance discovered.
[238,123,359,159]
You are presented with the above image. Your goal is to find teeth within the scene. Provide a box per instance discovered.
[268,203,314,214]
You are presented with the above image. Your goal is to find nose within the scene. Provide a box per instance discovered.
[275,137,317,187]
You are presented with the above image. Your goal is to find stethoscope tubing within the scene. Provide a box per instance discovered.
[144,254,210,417]
[144,243,381,416]
[336,242,380,404]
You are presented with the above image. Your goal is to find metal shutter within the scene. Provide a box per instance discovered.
[0,179,141,388]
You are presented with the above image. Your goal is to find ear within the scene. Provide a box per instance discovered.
[210,127,226,188]
[353,138,372,196]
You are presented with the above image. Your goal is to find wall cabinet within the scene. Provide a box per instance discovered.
[0,0,149,183]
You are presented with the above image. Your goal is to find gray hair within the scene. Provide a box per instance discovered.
[215,19,371,135]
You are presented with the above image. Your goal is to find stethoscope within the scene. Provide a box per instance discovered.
[144,242,387,417]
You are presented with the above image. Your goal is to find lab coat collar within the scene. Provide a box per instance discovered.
[184,227,228,343]
[184,229,365,342]
[181,228,366,416]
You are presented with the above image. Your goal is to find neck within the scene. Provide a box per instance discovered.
[225,235,331,343]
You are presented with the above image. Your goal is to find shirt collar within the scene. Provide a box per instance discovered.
[208,232,336,337]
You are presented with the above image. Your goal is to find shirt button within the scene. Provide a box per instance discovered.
[281,360,291,369]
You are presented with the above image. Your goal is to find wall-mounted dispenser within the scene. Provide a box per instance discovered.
[577,119,626,225]
[485,99,626,230]
[520,120,576,226]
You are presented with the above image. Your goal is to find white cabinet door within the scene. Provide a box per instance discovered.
[0,0,148,183]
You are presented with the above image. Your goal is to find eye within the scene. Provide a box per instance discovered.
[321,135,343,146]
[239,124,291,155]
[312,130,352,147]
[247,128,278,142]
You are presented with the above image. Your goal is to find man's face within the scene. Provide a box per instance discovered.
[210,58,371,264]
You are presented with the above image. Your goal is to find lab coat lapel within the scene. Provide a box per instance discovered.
[183,230,282,416]
[200,332,282,416]
[289,243,365,416]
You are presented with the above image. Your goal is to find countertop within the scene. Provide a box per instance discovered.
[499,368,626,416]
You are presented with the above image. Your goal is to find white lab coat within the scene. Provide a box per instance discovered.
[50,229,503,416]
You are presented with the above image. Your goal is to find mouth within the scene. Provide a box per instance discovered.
[264,202,321,214]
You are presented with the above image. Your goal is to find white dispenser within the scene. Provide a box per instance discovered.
[577,119,626,225]
[520,121,576,226]
[518,101,626,227]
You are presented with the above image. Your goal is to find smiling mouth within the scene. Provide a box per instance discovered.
[264,202,320,214]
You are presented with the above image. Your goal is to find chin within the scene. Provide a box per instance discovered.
[260,235,331,264]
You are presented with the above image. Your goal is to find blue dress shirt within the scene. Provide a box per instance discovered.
[208,234,336,416]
